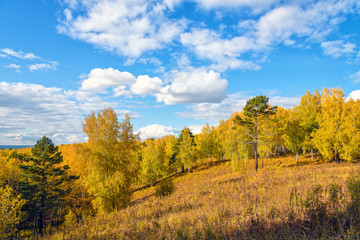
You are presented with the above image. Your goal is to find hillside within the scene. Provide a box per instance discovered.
[47,155,360,239]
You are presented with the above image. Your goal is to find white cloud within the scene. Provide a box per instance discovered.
[350,71,360,84]
[255,5,312,46]
[210,58,261,72]
[180,29,260,71]
[113,85,133,97]
[58,0,187,57]
[131,75,163,96]
[80,67,228,105]
[164,0,279,12]
[177,92,300,122]
[0,82,83,144]
[156,68,228,105]
[137,124,178,140]
[188,125,204,135]
[195,0,279,10]
[57,0,359,72]
[321,40,356,58]
[269,96,301,109]
[5,64,21,72]
[179,1,358,71]
[255,0,358,45]
[1,48,58,72]
[81,68,136,91]
[0,81,138,145]
[29,62,58,71]
[5,63,21,69]
[346,90,360,101]
[81,68,164,97]
[1,48,39,60]
[177,93,248,121]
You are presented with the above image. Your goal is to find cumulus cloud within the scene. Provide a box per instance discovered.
[137,124,178,140]
[181,29,260,71]
[179,1,358,71]
[79,67,229,105]
[156,69,228,105]
[254,1,357,44]
[177,92,300,122]
[346,90,360,101]
[57,0,360,72]
[188,125,204,135]
[321,40,356,58]
[81,67,229,106]
[0,81,138,145]
[1,48,39,60]
[131,75,163,96]
[81,68,136,91]
[58,0,186,57]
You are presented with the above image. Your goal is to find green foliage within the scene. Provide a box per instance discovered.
[234,95,277,126]
[17,136,78,235]
[233,95,277,171]
[284,113,305,154]
[172,127,197,172]
[0,186,26,239]
[155,179,175,197]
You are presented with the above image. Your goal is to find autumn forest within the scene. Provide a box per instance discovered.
[2,87,360,239]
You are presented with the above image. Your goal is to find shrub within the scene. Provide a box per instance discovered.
[155,179,175,197]
[347,170,360,205]
[64,210,77,229]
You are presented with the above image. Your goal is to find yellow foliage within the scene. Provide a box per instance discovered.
[0,186,26,239]
[82,108,139,213]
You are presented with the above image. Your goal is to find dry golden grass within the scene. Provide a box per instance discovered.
[47,155,360,239]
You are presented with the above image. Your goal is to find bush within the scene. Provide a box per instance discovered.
[155,179,175,197]
[347,169,360,205]
[64,210,77,229]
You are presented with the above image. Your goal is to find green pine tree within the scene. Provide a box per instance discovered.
[18,136,77,236]
[233,95,277,171]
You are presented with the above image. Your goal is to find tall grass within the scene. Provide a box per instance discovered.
[46,155,360,239]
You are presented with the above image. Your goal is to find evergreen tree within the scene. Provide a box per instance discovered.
[233,96,277,171]
[172,127,197,173]
[161,135,176,173]
[18,136,77,236]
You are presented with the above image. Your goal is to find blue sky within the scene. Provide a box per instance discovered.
[1,0,360,145]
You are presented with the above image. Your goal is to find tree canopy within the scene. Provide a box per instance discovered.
[233,95,277,171]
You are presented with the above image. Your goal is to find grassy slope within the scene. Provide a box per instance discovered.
[49,155,360,239]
